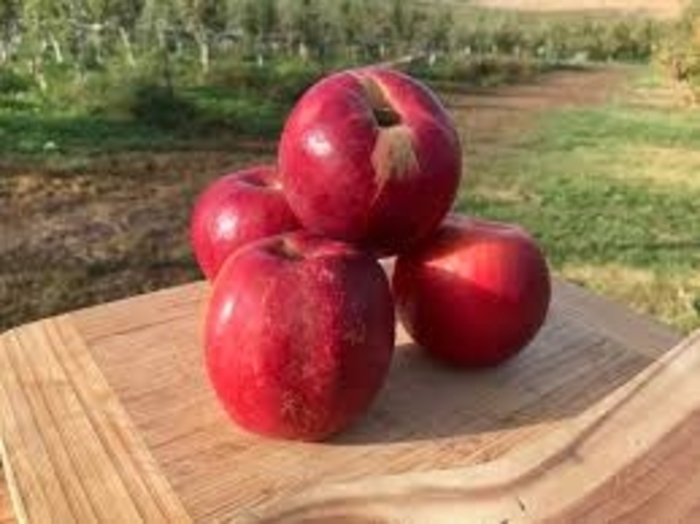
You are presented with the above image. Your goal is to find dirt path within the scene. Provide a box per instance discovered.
[473,0,682,18]
[443,66,629,155]
[0,66,630,331]
[0,147,274,329]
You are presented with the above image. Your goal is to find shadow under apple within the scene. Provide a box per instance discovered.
[333,267,669,445]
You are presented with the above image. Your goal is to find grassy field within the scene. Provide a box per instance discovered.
[0,83,294,159]
[2,60,700,334]
[460,70,700,332]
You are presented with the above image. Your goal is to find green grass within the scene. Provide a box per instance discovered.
[0,56,564,160]
[0,84,292,157]
[0,113,182,156]
[461,94,700,332]
[182,86,285,137]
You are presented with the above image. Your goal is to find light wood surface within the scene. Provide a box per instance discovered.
[0,277,683,523]
[253,330,700,523]
[0,470,14,524]
[0,316,192,524]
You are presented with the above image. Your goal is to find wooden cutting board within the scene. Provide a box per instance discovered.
[0,277,684,523]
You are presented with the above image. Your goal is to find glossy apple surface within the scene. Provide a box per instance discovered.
[205,231,396,441]
[393,215,551,367]
[278,67,462,256]
[190,165,300,280]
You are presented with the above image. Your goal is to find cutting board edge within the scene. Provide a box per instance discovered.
[245,329,700,524]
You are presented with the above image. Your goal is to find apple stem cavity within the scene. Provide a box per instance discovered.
[268,238,304,261]
[373,107,401,128]
[358,75,402,128]
[239,173,282,191]
[356,74,418,186]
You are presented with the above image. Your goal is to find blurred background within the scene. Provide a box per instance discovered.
[1,0,699,333]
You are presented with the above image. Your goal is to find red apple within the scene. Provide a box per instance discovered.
[205,231,396,441]
[190,165,300,280]
[278,67,462,256]
[393,215,551,367]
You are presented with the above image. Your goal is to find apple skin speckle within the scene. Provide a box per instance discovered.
[205,231,396,441]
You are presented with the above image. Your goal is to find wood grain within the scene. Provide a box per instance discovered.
[0,470,14,524]
[0,278,683,523]
[0,316,191,524]
[252,331,700,523]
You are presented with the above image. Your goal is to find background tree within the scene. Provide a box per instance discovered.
[0,0,21,64]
